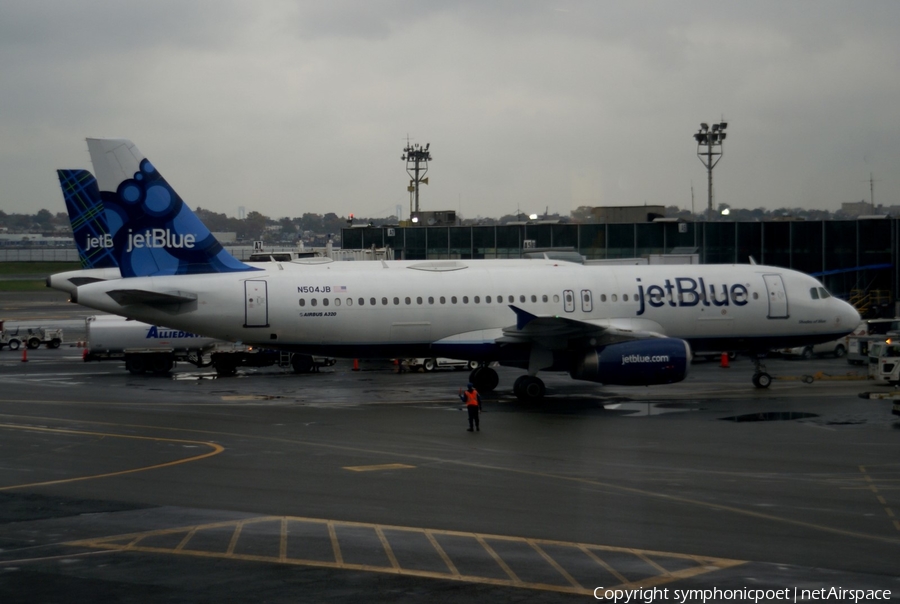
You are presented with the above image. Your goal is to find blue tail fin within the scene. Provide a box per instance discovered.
[57,169,118,269]
[85,138,258,278]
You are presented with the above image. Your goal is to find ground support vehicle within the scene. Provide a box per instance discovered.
[403,358,481,372]
[778,336,847,360]
[83,316,334,376]
[0,321,63,350]
[846,319,900,364]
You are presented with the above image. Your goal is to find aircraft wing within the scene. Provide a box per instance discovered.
[497,305,667,350]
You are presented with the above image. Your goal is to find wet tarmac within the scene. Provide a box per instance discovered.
[0,292,898,602]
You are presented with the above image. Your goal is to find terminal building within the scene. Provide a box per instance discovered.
[342,218,900,317]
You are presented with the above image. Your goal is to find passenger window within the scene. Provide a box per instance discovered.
[381,297,388,305]
[333,298,340,306]
[311,299,318,307]
[452,296,458,304]
[486,296,492,303]
[601,294,607,302]
[542,295,548,303]
[531,295,537,303]
[440,296,446,304]
[359,298,365,306]
[462,296,469,304]
[474,296,480,303]
[428,296,434,304]
[299,299,306,307]
[393,297,400,305]
[553,294,560,303]
[417,296,423,304]
[346,298,352,306]
[611,294,618,302]
[508,295,514,303]
[623,294,629,302]
[519,295,526,303]
[323,298,330,306]
[405,297,411,305]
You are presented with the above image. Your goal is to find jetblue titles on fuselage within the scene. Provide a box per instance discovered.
[636,277,749,316]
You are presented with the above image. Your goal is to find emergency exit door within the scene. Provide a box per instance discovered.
[244,280,269,327]
[763,274,789,319]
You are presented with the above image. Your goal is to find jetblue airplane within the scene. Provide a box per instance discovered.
[68,138,860,399]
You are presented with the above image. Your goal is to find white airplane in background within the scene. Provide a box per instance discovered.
[67,138,860,400]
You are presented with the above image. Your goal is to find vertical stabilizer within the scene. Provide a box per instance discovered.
[57,169,118,269]
[85,138,257,277]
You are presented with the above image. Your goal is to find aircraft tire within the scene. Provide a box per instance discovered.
[513,375,545,402]
[469,366,498,392]
[291,354,314,374]
[752,372,772,388]
[213,353,238,377]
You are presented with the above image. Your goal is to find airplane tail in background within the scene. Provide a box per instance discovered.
[85,138,257,278]
[57,169,118,269]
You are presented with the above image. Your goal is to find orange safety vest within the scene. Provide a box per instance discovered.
[464,389,480,407]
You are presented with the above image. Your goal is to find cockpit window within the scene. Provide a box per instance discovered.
[810,287,819,300]
[818,287,831,299]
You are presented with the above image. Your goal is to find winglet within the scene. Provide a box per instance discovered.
[510,305,538,330]
[57,169,118,269]
[85,138,259,278]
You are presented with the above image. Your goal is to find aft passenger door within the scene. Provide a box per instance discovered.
[763,274,789,319]
[244,280,269,327]
[580,289,593,313]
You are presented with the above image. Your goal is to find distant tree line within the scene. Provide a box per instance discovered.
[0,203,878,244]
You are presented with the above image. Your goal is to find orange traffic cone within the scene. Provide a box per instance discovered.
[352,359,359,371]
[720,352,730,368]
[21,347,27,363]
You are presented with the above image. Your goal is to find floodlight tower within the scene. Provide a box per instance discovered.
[402,141,432,216]
[693,121,728,221]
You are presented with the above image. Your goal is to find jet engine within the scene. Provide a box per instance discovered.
[569,338,691,385]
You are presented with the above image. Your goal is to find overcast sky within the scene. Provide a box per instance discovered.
[2,1,898,221]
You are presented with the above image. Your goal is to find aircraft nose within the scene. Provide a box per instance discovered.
[840,300,861,330]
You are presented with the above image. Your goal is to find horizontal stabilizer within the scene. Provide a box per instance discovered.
[105,289,198,306]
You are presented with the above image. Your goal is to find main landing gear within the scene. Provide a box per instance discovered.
[513,375,545,402]
[751,355,772,388]
[468,365,499,393]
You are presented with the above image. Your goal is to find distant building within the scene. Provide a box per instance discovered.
[841,201,876,217]
[590,206,666,223]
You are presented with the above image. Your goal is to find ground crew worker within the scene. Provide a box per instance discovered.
[460,382,482,431]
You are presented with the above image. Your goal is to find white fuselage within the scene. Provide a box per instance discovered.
[72,260,860,361]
